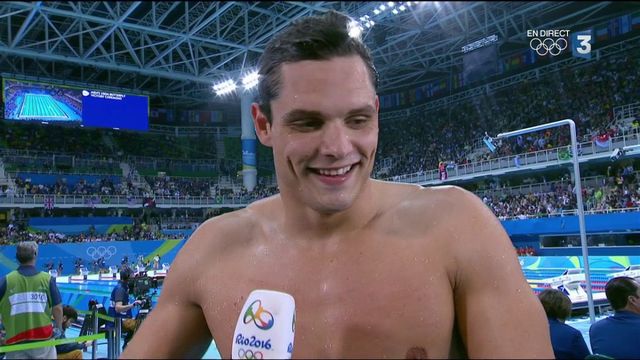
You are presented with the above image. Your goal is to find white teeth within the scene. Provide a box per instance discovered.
[317,165,352,176]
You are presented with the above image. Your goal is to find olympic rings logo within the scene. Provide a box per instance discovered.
[529,37,567,56]
[238,349,263,359]
[86,246,117,260]
[243,300,274,330]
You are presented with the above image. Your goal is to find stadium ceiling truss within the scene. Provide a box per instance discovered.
[0,1,630,108]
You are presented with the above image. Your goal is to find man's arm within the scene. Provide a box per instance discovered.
[120,220,217,358]
[446,187,553,358]
[49,277,63,329]
[52,304,63,331]
[112,286,140,314]
[114,300,139,314]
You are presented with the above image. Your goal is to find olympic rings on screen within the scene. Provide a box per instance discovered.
[529,37,567,56]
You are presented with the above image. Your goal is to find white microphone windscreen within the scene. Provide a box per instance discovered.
[231,289,296,359]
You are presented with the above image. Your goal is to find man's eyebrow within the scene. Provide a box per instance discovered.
[345,105,377,116]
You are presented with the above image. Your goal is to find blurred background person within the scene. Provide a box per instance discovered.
[590,276,640,359]
[538,289,590,359]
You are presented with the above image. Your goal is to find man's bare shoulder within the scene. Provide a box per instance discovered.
[166,196,283,297]
[375,182,482,222]
[375,182,505,254]
[188,195,282,252]
[410,184,505,236]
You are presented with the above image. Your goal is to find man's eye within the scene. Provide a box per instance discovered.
[348,117,369,127]
[292,120,322,130]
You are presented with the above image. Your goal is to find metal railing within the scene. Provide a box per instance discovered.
[384,131,640,185]
[0,193,259,208]
[613,101,640,122]
[149,124,241,138]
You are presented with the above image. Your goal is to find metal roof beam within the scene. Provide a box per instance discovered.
[7,2,257,53]
[83,1,141,59]
[10,1,42,47]
[39,12,79,57]
[146,2,235,68]
[0,45,216,85]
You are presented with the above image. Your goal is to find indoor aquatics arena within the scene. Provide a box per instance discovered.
[0,1,639,359]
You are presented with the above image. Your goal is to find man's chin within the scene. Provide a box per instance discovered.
[308,194,357,214]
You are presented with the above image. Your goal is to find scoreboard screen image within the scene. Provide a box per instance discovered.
[2,78,149,131]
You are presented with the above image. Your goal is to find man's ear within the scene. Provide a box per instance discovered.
[252,103,272,147]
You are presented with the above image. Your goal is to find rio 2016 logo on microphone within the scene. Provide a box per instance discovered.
[243,300,275,330]
[571,30,592,59]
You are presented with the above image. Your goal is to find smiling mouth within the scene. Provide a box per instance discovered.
[309,164,357,177]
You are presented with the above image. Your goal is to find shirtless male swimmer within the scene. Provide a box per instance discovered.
[122,10,553,359]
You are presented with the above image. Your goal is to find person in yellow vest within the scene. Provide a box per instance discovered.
[0,241,63,359]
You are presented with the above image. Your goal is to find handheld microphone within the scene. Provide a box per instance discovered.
[232,289,296,359]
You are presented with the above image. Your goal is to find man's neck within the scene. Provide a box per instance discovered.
[281,180,381,240]
[620,306,640,315]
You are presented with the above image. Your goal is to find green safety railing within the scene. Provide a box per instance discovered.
[0,333,104,353]
[0,309,121,358]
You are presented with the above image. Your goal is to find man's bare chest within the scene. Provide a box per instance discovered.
[200,240,456,358]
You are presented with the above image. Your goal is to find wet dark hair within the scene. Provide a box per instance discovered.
[538,289,572,320]
[605,276,640,310]
[257,10,378,123]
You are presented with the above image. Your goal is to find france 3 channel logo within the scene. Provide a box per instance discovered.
[527,29,593,59]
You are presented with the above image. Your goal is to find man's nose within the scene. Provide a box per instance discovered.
[319,121,353,158]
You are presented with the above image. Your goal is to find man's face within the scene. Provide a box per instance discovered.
[255,55,379,214]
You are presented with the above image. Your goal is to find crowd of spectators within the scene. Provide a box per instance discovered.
[374,47,640,178]
[147,175,212,198]
[5,170,280,203]
[515,246,536,256]
[13,176,122,197]
[0,219,184,246]
[481,165,638,220]
[0,121,112,155]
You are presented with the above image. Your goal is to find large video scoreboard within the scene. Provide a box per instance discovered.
[2,78,149,131]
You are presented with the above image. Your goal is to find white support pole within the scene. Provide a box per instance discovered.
[496,119,595,324]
